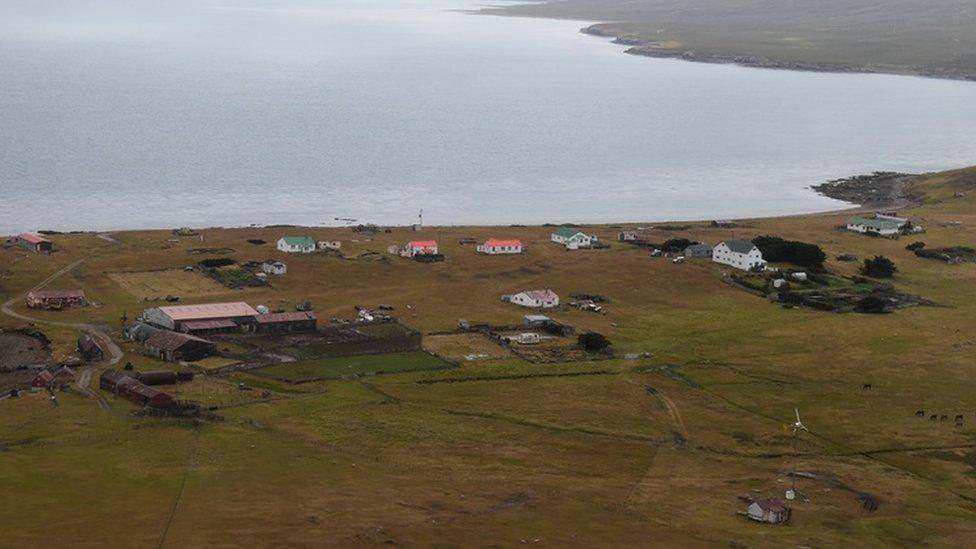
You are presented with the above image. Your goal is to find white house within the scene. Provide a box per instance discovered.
[277,236,316,254]
[846,216,901,237]
[712,240,767,271]
[746,499,791,524]
[477,239,523,255]
[508,289,559,309]
[318,240,341,251]
[550,227,597,250]
[401,240,438,257]
[261,260,287,275]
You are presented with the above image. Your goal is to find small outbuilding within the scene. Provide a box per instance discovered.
[402,240,439,257]
[261,260,287,275]
[16,233,53,252]
[684,243,714,258]
[31,370,55,390]
[318,240,342,250]
[77,334,105,363]
[746,499,791,524]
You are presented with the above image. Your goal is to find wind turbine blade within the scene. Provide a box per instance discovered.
[795,408,801,423]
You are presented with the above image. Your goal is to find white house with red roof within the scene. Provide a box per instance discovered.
[508,289,559,309]
[402,240,438,257]
[477,239,523,255]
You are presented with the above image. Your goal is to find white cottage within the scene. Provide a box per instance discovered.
[713,240,767,271]
[477,239,523,255]
[550,227,597,250]
[846,216,901,237]
[277,236,316,254]
[508,289,559,309]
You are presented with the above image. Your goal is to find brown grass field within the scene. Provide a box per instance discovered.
[2,167,976,547]
[107,269,234,299]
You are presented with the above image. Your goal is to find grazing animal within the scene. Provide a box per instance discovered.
[955,415,964,422]
[930,415,938,421]
[862,384,872,391]
[940,415,949,421]
[915,410,925,417]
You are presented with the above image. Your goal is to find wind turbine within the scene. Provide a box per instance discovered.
[787,408,809,500]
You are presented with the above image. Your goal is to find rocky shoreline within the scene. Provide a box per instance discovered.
[810,172,919,212]
[581,24,976,81]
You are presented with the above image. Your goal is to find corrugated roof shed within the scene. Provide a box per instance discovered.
[157,302,258,321]
[18,233,51,244]
[146,331,212,352]
[253,312,317,324]
[181,319,238,331]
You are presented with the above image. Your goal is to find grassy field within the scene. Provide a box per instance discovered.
[2,167,976,545]
[107,269,230,299]
[251,351,456,383]
[488,0,976,80]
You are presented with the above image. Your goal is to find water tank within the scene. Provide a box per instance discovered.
[256,305,270,314]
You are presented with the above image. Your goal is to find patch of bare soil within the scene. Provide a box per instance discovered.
[0,330,53,371]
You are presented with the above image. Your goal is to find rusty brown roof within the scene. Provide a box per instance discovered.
[146,330,213,352]
[253,312,317,324]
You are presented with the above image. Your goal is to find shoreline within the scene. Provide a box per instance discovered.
[20,172,914,237]
[579,25,976,83]
[472,6,976,83]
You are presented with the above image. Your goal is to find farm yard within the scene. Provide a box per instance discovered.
[1,167,976,546]
[250,351,455,383]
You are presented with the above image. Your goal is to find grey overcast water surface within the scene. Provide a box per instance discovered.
[1,0,976,232]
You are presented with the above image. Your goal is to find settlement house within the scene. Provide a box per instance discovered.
[477,239,523,255]
[261,260,287,276]
[26,289,87,309]
[684,243,714,258]
[77,334,104,362]
[846,215,901,237]
[15,232,53,252]
[550,227,597,250]
[52,366,75,385]
[252,312,318,334]
[143,331,216,362]
[277,236,316,253]
[713,240,767,271]
[401,240,439,257]
[143,302,259,331]
[508,289,560,309]
[746,499,791,524]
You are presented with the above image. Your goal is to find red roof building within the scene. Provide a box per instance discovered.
[404,240,439,257]
[253,311,317,334]
[31,370,55,389]
[15,233,53,252]
[478,239,523,255]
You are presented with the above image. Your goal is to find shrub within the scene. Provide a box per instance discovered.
[661,238,694,252]
[861,256,897,278]
[905,241,926,251]
[779,291,804,305]
[578,332,611,352]
[199,257,236,268]
[752,236,826,269]
[855,294,889,314]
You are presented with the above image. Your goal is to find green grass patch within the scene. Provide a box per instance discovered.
[250,351,455,383]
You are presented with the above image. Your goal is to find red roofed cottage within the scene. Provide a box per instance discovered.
[477,239,523,255]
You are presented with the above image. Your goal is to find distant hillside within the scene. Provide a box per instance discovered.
[487,0,976,79]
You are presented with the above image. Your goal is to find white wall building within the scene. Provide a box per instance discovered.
[318,240,342,251]
[846,216,901,237]
[508,289,559,309]
[477,239,523,255]
[401,240,438,257]
[277,236,316,254]
[712,240,767,271]
[550,227,597,250]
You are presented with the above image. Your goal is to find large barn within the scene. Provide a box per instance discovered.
[143,302,259,331]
